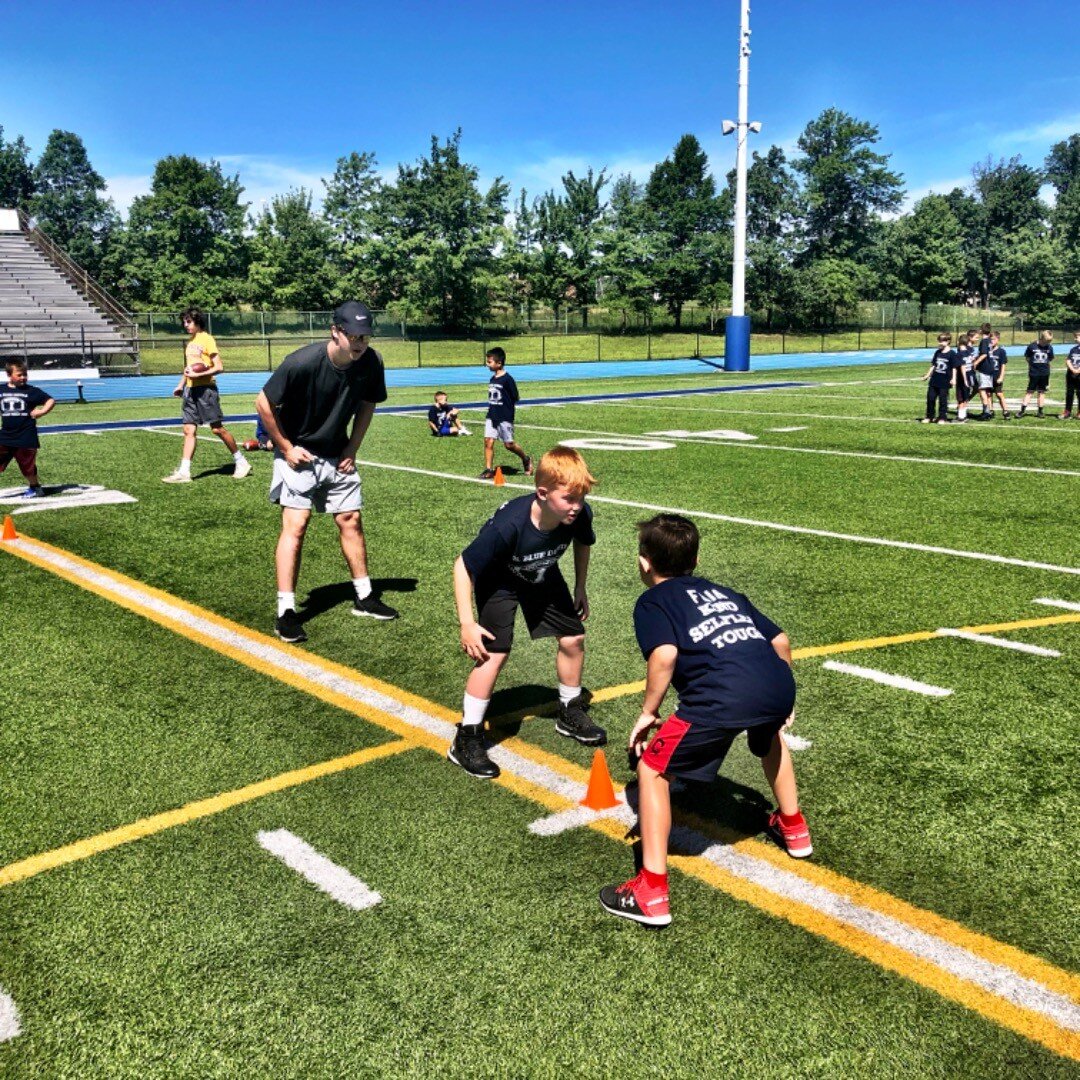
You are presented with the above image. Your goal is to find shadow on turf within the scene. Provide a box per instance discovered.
[485,685,595,740]
[298,579,420,622]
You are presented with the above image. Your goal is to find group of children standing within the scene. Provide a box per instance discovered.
[922,325,1080,423]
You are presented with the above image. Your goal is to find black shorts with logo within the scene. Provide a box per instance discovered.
[637,713,786,782]
[476,570,585,654]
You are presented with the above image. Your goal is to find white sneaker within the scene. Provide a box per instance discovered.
[162,470,191,484]
[233,457,252,479]
[459,426,472,436]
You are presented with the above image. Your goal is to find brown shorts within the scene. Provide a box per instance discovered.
[0,446,38,477]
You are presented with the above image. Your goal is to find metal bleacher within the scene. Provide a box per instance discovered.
[0,208,139,370]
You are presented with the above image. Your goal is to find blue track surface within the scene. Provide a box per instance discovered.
[39,345,1025,404]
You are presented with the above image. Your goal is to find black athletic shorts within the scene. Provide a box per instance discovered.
[1026,373,1050,394]
[636,713,786,783]
[477,571,585,654]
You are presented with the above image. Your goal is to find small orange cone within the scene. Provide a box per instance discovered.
[493,466,505,486]
[580,748,619,811]
[1,515,16,541]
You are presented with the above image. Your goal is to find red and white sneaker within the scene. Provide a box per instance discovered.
[767,810,813,858]
[599,871,671,927]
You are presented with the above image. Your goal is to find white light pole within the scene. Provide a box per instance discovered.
[722,0,760,371]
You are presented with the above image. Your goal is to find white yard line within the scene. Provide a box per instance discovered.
[257,829,382,911]
[936,629,1061,657]
[528,803,633,837]
[822,661,952,697]
[783,732,813,751]
[0,988,20,1043]
[1034,597,1080,612]
[354,458,1080,577]
[769,426,809,433]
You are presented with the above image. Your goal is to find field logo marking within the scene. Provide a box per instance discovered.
[647,428,759,441]
[0,484,136,516]
[557,437,675,452]
[822,660,952,697]
[0,988,20,1043]
[257,830,383,911]
[2,533,1080,1061]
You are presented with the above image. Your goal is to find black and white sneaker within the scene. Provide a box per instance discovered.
[275,609,307,643]
[352,595,399,621]
[556,695,607,746]
[447,725,500,779]
[599,872,671,928]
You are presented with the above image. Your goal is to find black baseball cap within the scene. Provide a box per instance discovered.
[332,301,374,335]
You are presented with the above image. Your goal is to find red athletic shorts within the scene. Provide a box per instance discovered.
[0,447,37,477]
[640,713,785,782]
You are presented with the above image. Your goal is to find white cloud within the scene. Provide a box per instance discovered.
[104,174,152,216]
[897,175,971,214]
[990,112,1080,150]
[214,155,331,213]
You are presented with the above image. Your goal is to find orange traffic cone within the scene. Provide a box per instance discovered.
[493,466,505,486]
[1,515,16,541]
[580,748,619,811]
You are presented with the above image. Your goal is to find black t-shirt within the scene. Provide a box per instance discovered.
[262,341,387,456]
[633,576,795,729]
[0,382,52,448]
[1024,342,1053,371]
[1068,345,1080,374]
[487,373,519,425]
[978,336,992,360]
[929,348,956,388]
[428,404,455,428]
[981,347,1006,381]
[955,344,974,375]
[462,494,594,589]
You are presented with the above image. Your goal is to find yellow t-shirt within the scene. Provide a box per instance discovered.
[184,332,220,387]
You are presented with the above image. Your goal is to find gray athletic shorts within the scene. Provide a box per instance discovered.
[182,384,224,426]
[485,419,515,442]
[269,452,362,514]
[977,372,996,391]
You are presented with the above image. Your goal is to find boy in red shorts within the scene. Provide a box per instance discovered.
[0,360,55,497]
[600,514,811,928]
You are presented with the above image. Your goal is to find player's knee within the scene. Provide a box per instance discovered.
[335,510,362,533]
[557,633,585,655]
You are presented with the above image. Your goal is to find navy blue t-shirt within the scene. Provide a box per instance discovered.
[1025,342,1053,371]
[633,576,796,729]
[955,344,974,377]
[1067,345,1080,373]
[486,372,519,425]
[929,348,956,388]
[428,404,455,429]
[980,348,1006,381]
[0,382,52,448]
[462,494,594,589]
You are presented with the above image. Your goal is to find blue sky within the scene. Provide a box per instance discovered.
[3,0,1078,216]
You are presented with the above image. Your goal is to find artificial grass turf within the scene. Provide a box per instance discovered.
[4,361,1078,1071]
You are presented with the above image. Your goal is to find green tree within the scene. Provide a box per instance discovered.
[323,151,382,301]
[645,135,724,328]
[1044,135,1080,199]
[368,131,508,329]
[793,108,903,262]
[599,175,657,326]
[29,130,117,280]
[109,155,249,308]
[527,190,572,323]
[0,126,34,211]
[559,168,608,328]
[782,257,869,327]
[943,188,990,307]
[885,195,965,323]
[248,189,336,310]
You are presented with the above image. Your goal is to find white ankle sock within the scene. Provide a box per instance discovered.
[353,576,372,601]
[462,692,490,731]
[277,592,296,617]
[178,459,192,476]
[558,683,580,706]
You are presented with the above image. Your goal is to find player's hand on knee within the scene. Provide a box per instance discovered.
[461,621,496,662]
[629,712,660,754]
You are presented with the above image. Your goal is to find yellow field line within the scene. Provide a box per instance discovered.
[2,530,1078,1060]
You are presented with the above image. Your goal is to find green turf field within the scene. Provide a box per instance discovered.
[1,362,1078,1076]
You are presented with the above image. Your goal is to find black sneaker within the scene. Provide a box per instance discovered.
[556,695,607,746]
[1017,406,1027,418]
[447,725,500,778]
[275,609,307,643]
[352,595,399,621]
[1003,411,1013,420]
[1037,407,1044,418]
[479,469,496,479]
[599,872,671,928]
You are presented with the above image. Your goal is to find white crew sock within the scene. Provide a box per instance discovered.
[277,591,296,617]
[178,458,192,476]
[233,450,246,462]
[353,576,372,601]
[558,682,580,706]
[461,692,490,732]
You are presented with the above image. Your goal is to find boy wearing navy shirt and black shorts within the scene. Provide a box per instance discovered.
[1018,331,1054,417]
[0,360,55,498]
[920,333,955,423]
[600,514,810,928]
[481,347,531,480]
[1060,330,1080,419]
[448,446,606,779]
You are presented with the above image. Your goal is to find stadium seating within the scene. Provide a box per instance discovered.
[0,212,138,368]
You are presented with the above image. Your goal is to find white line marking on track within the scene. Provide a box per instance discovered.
[822,661,952,697]
[1034,597,1080,612]
[936,628,1061,657]
[353,459,1080,577]
[0,987,21,1042]
[528,803,633,837]
[257,829,382,911]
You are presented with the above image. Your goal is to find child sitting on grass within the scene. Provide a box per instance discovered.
[600,514,811,928]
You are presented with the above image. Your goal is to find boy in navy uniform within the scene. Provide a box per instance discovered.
[480,347,531,480]
[1060,330,1080,419]
[599,514,810,928]
[0,360,55,498]
[920,333,955,423]
[953,330,976,422]
[1018,331,1054,417]
[427,390,471,436]
[974,332,1011,419]
[448,446,605,779]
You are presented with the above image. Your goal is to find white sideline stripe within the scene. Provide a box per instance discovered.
[680,826,1080,1033]
[1035,597,1080,612]
[822,661,952,697]
[528,802,634,837]
[8,536,1080,1038]
[936,628,1061,657]
[769,426,809,432]
[257,829,382,911]
[0,988,20,1042]
[783,732,813,751]
[353,459,1080,577]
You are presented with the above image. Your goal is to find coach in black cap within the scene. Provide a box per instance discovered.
[256,301,399,643]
